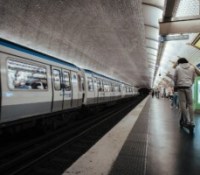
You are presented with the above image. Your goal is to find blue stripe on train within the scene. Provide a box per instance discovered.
[0,38,78,69]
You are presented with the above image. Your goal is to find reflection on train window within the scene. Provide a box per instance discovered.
[53,69,61,90]
[87,77,94,91]
[63,71,71,91]
[7,59,47,90]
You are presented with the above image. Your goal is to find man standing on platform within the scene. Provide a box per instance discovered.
[174,58,196,126]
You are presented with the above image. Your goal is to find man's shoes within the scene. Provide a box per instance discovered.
[190,122,195,126]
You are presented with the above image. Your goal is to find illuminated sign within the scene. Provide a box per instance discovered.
[159,34,189,42]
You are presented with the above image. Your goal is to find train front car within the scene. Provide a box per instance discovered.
[0,39,83,130]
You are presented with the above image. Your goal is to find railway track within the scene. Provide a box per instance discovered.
[0,96,145,175]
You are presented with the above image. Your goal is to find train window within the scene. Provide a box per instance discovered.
[87,77,94,91]
[7,59,48,90]
[114,85,119,92]
[53,69,61,90]
[73,74,77,79]
[97,79,103,92]
[112,84,116,92]
[103,81,110,92]
[101,81,104,92]
[63,71,71,91]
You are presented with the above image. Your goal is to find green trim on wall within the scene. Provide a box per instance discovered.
[193,77,200,112]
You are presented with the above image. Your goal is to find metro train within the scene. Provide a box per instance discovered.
[0,38,138,131]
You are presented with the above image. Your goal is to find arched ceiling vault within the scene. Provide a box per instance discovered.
[0,0,166,88]
[0,0,199,89]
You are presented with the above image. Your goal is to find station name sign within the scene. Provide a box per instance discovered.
[159,34,189,42]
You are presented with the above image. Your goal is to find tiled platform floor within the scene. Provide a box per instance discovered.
[64,97,200,175]
[110,97,200,175]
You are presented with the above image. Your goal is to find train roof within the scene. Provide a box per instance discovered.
[84,69,134,87]
[84,69,124,84]
[0,38,134,87]
[0,38,78,70]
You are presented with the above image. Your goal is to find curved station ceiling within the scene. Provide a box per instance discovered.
[0,0,200,89]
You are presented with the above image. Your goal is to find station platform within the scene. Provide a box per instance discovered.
[62,96,200,175]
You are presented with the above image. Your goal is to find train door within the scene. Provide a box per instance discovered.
[108,82,112,102]
[96,79,101,103]
[121,84,125,98]
[0,59,1,121]
[117,84,121,100]
[86,76,95,104]
[103,81,110,102]
[77,74,85,106]
[62,69,72,110]
[102,81,106,102]
[111,83,114,101]
[71,71,79,108]
[98,80,105,103]
[93,77,98,104]
[51,67,63,112]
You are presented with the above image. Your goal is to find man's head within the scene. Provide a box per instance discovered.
[177,58,188,64]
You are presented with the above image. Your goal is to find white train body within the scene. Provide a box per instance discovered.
[0,39,138,126]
